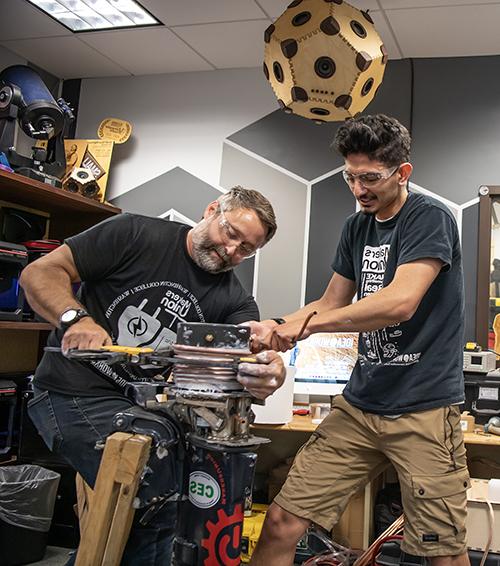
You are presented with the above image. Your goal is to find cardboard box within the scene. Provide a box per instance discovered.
[467,479,500,552]
[63,140,114,202]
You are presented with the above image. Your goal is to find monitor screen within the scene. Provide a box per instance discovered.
[289,332,359,396]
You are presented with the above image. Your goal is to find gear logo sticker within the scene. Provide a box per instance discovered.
[189,471,221,509]
[201,504,243,565]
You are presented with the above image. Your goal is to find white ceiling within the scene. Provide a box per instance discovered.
[1,0,500,79]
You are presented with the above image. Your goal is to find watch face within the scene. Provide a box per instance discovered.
[61,309,78,323]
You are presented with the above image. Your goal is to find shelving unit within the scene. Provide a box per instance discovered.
[0,321,53,330]
[0,168,121,372]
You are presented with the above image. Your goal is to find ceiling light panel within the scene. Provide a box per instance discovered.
[26,0,160,32]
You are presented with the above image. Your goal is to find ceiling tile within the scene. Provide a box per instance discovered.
[80,28,213,75]
[141,0,268,25]
[256,0,294,18]
[0,36,130,79]
[369,11,402,59]
[0,0,69,41]
[258,0,379,19]
[381,0,500,7]
[386,4,500,58]
[173,20,270,68]
[347,0,380,9]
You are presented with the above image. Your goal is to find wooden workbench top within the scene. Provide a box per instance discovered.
[252,414,500,446]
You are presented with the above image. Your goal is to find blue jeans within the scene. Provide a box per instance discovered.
[28,387,176,566]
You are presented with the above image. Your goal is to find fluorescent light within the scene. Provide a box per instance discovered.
[74,8,113,29]
[26,0,161,32]
[35,1,67,14]
[57,0,89,10]
[57,12,93,31]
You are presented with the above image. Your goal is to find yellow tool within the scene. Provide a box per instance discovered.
[100,345,154,355]
[465,342,482,352]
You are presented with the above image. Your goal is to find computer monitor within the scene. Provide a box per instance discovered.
[289,332,359,396]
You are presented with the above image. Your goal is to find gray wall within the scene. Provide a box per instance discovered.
[221,56,500,339]
[0,44,25,69]
[77,55,500,338]
[411,56,500,205]
[306,175,354,303]
[220,143,308,318]
[110,166,255,294]
[228,60,413,182]
[76,68,277,199]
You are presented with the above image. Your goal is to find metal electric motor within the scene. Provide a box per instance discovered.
[58,322,269,565]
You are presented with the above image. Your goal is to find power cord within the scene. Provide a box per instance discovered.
[478,499,494,566]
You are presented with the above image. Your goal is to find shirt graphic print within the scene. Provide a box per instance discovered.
[359,243,421,367]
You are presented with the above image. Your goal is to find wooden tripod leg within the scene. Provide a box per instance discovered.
[75,432,152,566]
[75,473,93,537]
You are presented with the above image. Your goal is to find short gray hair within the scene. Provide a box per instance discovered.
[217,186,277,244]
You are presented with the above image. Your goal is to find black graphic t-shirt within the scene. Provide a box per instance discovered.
[332,192,465,414]
[34,213,259,396]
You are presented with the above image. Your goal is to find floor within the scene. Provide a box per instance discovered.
[25,545,307,565]
[29,546,74,565]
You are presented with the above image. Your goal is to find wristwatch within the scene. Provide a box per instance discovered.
[271,317,286,325]
[59,308,90,330]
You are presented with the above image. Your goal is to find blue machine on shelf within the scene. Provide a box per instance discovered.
[0,65,74,186]
[0,241,27,321]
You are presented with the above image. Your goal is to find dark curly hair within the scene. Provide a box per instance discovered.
[333,114,411,166]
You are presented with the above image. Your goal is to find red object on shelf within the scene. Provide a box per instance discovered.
[21,240,60,252]
[293,408,310,416]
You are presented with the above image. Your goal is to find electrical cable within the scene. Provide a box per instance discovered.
[352,515,404,566]
[478,499,494,566]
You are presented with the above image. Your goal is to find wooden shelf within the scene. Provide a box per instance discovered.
[0,321,53,330]
[0,169,120,371]
[253,413,317,432]
[0,168,120,216]
[464,430,500,446]
[253,414,500,446]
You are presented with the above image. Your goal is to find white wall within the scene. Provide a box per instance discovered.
[0,45,26,70]
[76,68,277,199]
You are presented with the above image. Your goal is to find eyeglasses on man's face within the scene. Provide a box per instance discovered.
[218,210,257,258]
[342,165,399,189]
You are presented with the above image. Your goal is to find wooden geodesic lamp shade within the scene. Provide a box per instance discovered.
[263,0,388,122]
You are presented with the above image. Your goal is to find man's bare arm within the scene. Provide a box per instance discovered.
[281,272,357,322]
[20,244,112,351]
[20,244,83,326]
[270,258,443,351]
[245,272,356,347]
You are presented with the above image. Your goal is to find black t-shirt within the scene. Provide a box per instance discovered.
[34,214,259,396]
[332,192,465,414]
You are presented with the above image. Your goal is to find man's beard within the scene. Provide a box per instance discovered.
[191,222,233,273]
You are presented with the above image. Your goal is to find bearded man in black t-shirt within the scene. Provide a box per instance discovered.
[248,115,470,566]
[20,186,285,565]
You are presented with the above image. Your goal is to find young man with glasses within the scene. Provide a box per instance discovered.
[248,114,469,566]
[20,186,284,565]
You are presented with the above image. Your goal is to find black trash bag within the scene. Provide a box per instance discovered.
[0,464,60,532]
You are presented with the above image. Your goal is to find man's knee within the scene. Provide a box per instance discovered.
[262,503,309,542]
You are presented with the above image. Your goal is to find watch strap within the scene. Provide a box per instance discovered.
[60,308,90,329]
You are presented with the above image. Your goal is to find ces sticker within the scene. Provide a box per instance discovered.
[189,472,221,509]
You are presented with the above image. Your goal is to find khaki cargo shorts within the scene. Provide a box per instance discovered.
[274,395,470,557]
